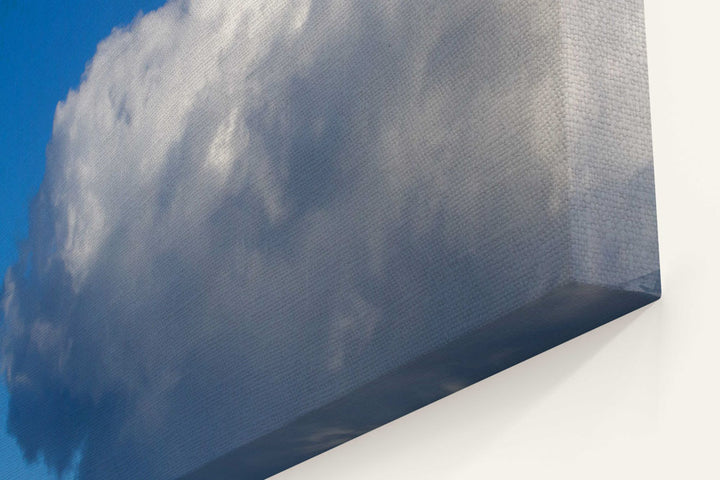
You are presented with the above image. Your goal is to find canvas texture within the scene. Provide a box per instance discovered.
[0,1,659,479]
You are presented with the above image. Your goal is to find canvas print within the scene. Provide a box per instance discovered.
[0,1,659,479]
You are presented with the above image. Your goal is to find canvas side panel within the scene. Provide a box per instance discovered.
[561,0,660,294]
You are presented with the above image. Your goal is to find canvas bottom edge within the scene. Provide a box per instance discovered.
[178,279,660,480]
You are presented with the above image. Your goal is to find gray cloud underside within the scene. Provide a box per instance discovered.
[0,1,652,479]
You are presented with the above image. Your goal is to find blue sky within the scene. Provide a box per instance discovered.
[0,1,165,478]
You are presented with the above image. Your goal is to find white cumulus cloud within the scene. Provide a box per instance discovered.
[2,1,568,478]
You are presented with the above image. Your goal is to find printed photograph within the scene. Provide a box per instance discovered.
[0,1,659,479]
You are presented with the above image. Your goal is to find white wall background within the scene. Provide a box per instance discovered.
[274,1,720,478]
